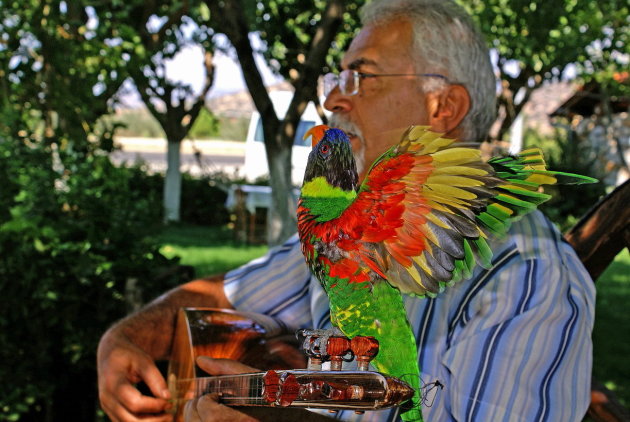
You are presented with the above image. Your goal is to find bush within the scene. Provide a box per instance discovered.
[118,165,232,226]
[0,139,187,421]
[180,173,230,226]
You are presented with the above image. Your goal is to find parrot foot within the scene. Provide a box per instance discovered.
[297,327,346,359]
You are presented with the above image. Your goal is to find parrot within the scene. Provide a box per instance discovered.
[296,124,597,422]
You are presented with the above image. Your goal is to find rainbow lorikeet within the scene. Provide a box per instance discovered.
[296,125,596,421]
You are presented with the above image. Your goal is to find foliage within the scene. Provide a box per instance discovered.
[123,167,232,226]
[0,0,129,145]
[0,2,192,419]
[458,0,629,139]
[189,107,220,139]
[0,140,185,421]
[89,0,219,222]
[249,0,363,78]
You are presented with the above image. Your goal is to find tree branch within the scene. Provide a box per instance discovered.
[282,0,344,148]
[207,0,277,136]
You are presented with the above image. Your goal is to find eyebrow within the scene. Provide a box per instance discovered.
[346,57,378,70]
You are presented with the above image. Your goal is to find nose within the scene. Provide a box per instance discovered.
[323,86,352,114]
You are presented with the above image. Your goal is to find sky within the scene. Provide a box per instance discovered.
[119,33,283,108]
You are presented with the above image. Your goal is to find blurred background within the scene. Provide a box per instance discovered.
[0,1,628,420]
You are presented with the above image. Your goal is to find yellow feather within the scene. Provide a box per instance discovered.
[424,199,456,214]
[520,148,545,159]
[425,184,478,200]
[419,223,440,246]
[431,165,489,177]
[403,260,428,290]
[431,148,481,165]
[491,202,514,216]
[425,212,452,229]
[426,175,485,187]
[408,125,431,140]
[525,174,557,185]
[412,254,433,277]
[419,137,455,154]
[424,192,469,207]
[501,183,536,192]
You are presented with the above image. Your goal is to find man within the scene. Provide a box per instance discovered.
[97,0,595,421]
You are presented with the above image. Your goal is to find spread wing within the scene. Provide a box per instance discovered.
[330,126,561,296]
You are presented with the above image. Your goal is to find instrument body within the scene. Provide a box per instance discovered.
[168,308,414,420]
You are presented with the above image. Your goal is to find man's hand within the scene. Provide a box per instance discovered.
[184,357,261,422]
[97,327,172,422]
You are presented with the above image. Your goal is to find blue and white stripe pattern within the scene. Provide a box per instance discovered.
[224,211,595,421]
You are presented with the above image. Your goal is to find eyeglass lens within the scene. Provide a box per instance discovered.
[323,70,359,96]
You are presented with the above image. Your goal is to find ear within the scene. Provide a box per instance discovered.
[425,84,471,136]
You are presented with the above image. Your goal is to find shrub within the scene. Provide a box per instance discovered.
[0,139,186,421]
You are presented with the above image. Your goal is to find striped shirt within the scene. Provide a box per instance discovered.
[224,211,595,421]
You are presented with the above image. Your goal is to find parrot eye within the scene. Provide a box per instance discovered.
[319,143,331,156]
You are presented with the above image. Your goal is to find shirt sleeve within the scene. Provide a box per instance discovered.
[223,233,315,330]
[436,212,596,422]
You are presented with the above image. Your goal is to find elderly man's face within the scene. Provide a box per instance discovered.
[324,18,430,180]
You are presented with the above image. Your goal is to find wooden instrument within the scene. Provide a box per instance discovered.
[167,308,414,420]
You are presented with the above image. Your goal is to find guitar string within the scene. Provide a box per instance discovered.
[184,374,267,403]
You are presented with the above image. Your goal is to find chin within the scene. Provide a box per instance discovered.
[352,141,366,176]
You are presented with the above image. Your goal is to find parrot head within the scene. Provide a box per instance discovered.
[302,125,359,192]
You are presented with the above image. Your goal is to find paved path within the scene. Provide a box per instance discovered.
[111,137,246,177]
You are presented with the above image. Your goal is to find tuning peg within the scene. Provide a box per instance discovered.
[350,336,379,371]
[326,336,352,371]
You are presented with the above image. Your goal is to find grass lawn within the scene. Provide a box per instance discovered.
[158,224,268,278]
[159,223,630,407]
[591,247,630,407]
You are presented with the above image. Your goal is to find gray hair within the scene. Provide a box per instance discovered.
[361,0,496,141]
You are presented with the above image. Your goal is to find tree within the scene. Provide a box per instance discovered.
[206,0,364,244]
[0,2,183,421]
[458,0,629,141]
[91,1,217,222]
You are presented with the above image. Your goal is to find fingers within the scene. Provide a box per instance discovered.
[184,394,259,422]
[101,381,172,422]
[98,336,171,421]
[103,397,173,422]
[196,356,259,375]
[137,357,171,401]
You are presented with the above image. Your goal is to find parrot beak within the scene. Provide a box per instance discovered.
[303,125,330,148]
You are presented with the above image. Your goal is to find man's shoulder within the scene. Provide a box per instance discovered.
[505,210,568,261]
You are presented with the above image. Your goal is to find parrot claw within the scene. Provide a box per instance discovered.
[297,327,346,359]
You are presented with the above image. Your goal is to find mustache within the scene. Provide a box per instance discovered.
[328,114,363,141]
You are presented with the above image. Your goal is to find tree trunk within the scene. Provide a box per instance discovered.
[266,144,296,245]
[164,139,182,222]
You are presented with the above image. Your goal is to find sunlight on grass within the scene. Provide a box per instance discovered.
[159,224,268,277]
[592,248,630,407]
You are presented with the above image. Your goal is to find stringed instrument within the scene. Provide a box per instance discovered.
[167,308,414,421]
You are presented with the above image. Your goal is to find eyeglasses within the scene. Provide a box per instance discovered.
[323,69,449,97]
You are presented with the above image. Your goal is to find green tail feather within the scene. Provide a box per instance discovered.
[531,170,599,185]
